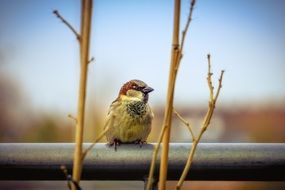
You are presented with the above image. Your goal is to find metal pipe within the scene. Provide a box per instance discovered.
[0,143,284,181]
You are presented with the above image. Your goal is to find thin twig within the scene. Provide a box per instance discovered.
[88,57,95,64]
[60,165,72,190]
[173,108,195,141]
[180,0,196,55]
[175,54,225,190]
[53,10,80,40]
[68,114,77,124]
[207,54,214,101]
[176,0,196,69]
[60,165,82,190]
[175,133,199,190]
[146,125,168,190]
[81,115,115,161]
[214,70,225,101]
[81,127,108,160]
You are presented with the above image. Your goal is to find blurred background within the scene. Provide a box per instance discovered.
[0,0,285,189]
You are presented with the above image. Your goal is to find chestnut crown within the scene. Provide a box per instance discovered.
[119,79,153,101]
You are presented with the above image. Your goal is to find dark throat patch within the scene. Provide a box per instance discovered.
[126,101,147,117]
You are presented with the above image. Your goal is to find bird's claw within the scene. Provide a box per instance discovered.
[108,139,147,150]
[108,139,121,151]
[134,140,147,148]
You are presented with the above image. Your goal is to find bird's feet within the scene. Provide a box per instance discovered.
[108,139,147,150]
[134,139,147,148]
[108,139,121,151]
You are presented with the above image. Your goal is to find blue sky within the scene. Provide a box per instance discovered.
[0,0,285,114]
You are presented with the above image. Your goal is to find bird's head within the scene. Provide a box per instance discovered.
[119,79,154,102]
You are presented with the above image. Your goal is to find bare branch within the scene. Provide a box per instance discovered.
[173,108,195,141]
[158,0,182,188]
[158,1,197,189]
[53,10,80,41]
[71,1,93,188]
[176,54,225,190]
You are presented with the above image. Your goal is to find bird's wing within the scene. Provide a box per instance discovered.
[103,99,121,130]
[103,98,123,142]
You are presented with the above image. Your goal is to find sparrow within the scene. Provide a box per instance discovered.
[104,79,154,150]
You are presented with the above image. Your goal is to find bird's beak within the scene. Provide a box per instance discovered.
[142,86,154,94]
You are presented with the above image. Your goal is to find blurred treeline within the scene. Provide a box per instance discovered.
[0,74,74,142]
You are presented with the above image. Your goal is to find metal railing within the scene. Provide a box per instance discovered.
[0,143,285,182]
